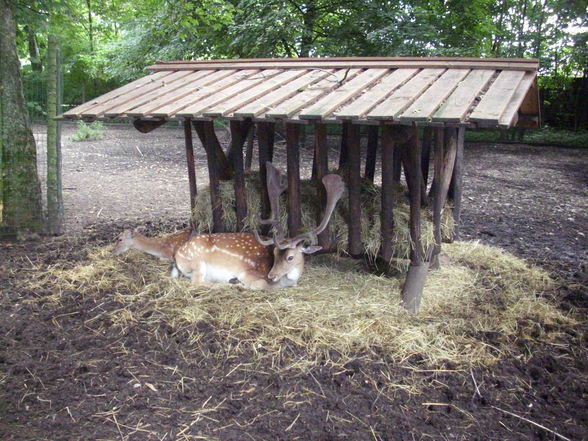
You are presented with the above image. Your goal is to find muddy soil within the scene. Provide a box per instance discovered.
[0,123,586,441]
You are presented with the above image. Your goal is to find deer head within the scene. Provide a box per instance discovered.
[113,226,192,260]
[254,162,345,287]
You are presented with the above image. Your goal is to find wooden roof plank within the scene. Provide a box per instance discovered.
[469,70,526,123]
[79,70,194,117]
[398,69,471,122]
[432,69,495,123]
[202,69,308,117]
[233,70,333,118]
[176,70,284,117]
[63,71,173,117]
[366,68,445,120]
[498,71,537,128]
[105,70,215,117]
[298,68,390,119]
[335,68,419,119]
[151,70,260,117]
[126,70,236,117]
[266,69,362,119]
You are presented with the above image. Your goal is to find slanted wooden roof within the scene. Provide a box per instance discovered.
[62,57,540,128]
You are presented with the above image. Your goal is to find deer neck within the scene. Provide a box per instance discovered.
[132,234,172,259]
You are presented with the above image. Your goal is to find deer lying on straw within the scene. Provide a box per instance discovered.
[171,162,345,289]
[113,226,192,260]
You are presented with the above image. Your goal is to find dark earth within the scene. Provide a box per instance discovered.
[1,123,587,440]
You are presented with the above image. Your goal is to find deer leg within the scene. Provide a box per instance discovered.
[239,270,270,290]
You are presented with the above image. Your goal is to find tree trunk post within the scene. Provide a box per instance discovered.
[46,33,64,235]
[286,123,301,237]
[182,119,198,218]
[244,124,255,171]
[401,128,427,314]
[364,125,378,183]
[193,120,225,233]
[256,122,275,233]
[347,123,362,257]
[380,124,395,262]
[449,126,465,241]
[192,120,233,181]
[229,120,251,231]
[421,126,433,188]
[338,121,349,171]
[313,122,332,250]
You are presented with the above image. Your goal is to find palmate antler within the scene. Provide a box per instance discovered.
[254,162,345,249]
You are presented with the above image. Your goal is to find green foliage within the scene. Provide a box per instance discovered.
[465,128,588,148]
[70,120,105,142]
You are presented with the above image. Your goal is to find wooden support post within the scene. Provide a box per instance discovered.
[401,128,427,314]
[392,143,402,183]
[449,127,465,241]
[244,124,255,171]
[421,126,433,187]
[257,122,275,232]
[314,122,331,250]
[380,124,395,262]
[229,120,251,231]
[365,125,378,183]
[338,121,349,171]
[183,119,198,219]
[192,120,233,180]
[193,120,225,233]
[347,123,363,257]
[430,127,458,269]
[286,123,302,237]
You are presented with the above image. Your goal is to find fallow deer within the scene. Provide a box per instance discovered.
[171,162,345,289]
[113,226,192,260]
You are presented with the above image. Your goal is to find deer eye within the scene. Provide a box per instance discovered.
[287,255,294,262]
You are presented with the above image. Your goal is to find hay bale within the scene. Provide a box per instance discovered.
[192,173,454,262]
[37,241,573,369]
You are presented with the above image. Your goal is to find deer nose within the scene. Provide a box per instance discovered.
[268,274,279,282]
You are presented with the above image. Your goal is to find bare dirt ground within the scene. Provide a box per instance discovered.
[0,122,587,441]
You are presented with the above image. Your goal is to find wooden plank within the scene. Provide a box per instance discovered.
[203,69,307,117]
[152,70,258,117]
[367,69,445,120]
[498,71,537,128]
[147,58,539,72]
[398,69,471,122]
[233,70,332,118]
[79,70,194,117]
[347,123,363,257]
[125,70,233,117]
[335,69,418,119]
[299,69,389,119]
[432,69,495,123]
[62,71,173,117]
[106,70,214,117]
[177,70,283,117]
[266,69,361,119]
[469,70,526,124]
[286,124,302,236]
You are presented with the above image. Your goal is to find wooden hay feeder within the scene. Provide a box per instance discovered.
[60,57,541,313]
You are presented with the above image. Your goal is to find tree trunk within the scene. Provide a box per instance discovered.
[46,34,64,235]
[0,0,43,237]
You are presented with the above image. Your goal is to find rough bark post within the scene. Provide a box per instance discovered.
[229,120,250,231]
[430,128,458,269]
[182,119,198,217]
[449,127,465,241]
[193,120,225,233]
[244,124,255,171]
[380,124,395,262]
[347,123,362,257]
[0,0,43,237]
[401,128,428,314]
[192,121,232,181]
[46,34,64,235]
[421,126,433,188]
[392,144,402,184]
[256,122,275,234]
[364,125,378,183]
[313,122,331,250]
[286,123,301,237]
[338,121,349,171]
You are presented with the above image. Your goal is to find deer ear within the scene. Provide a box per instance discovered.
[301,245,322,255]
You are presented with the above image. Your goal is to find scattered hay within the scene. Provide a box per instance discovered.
[192,173,454,262]
[34,241,573,369]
